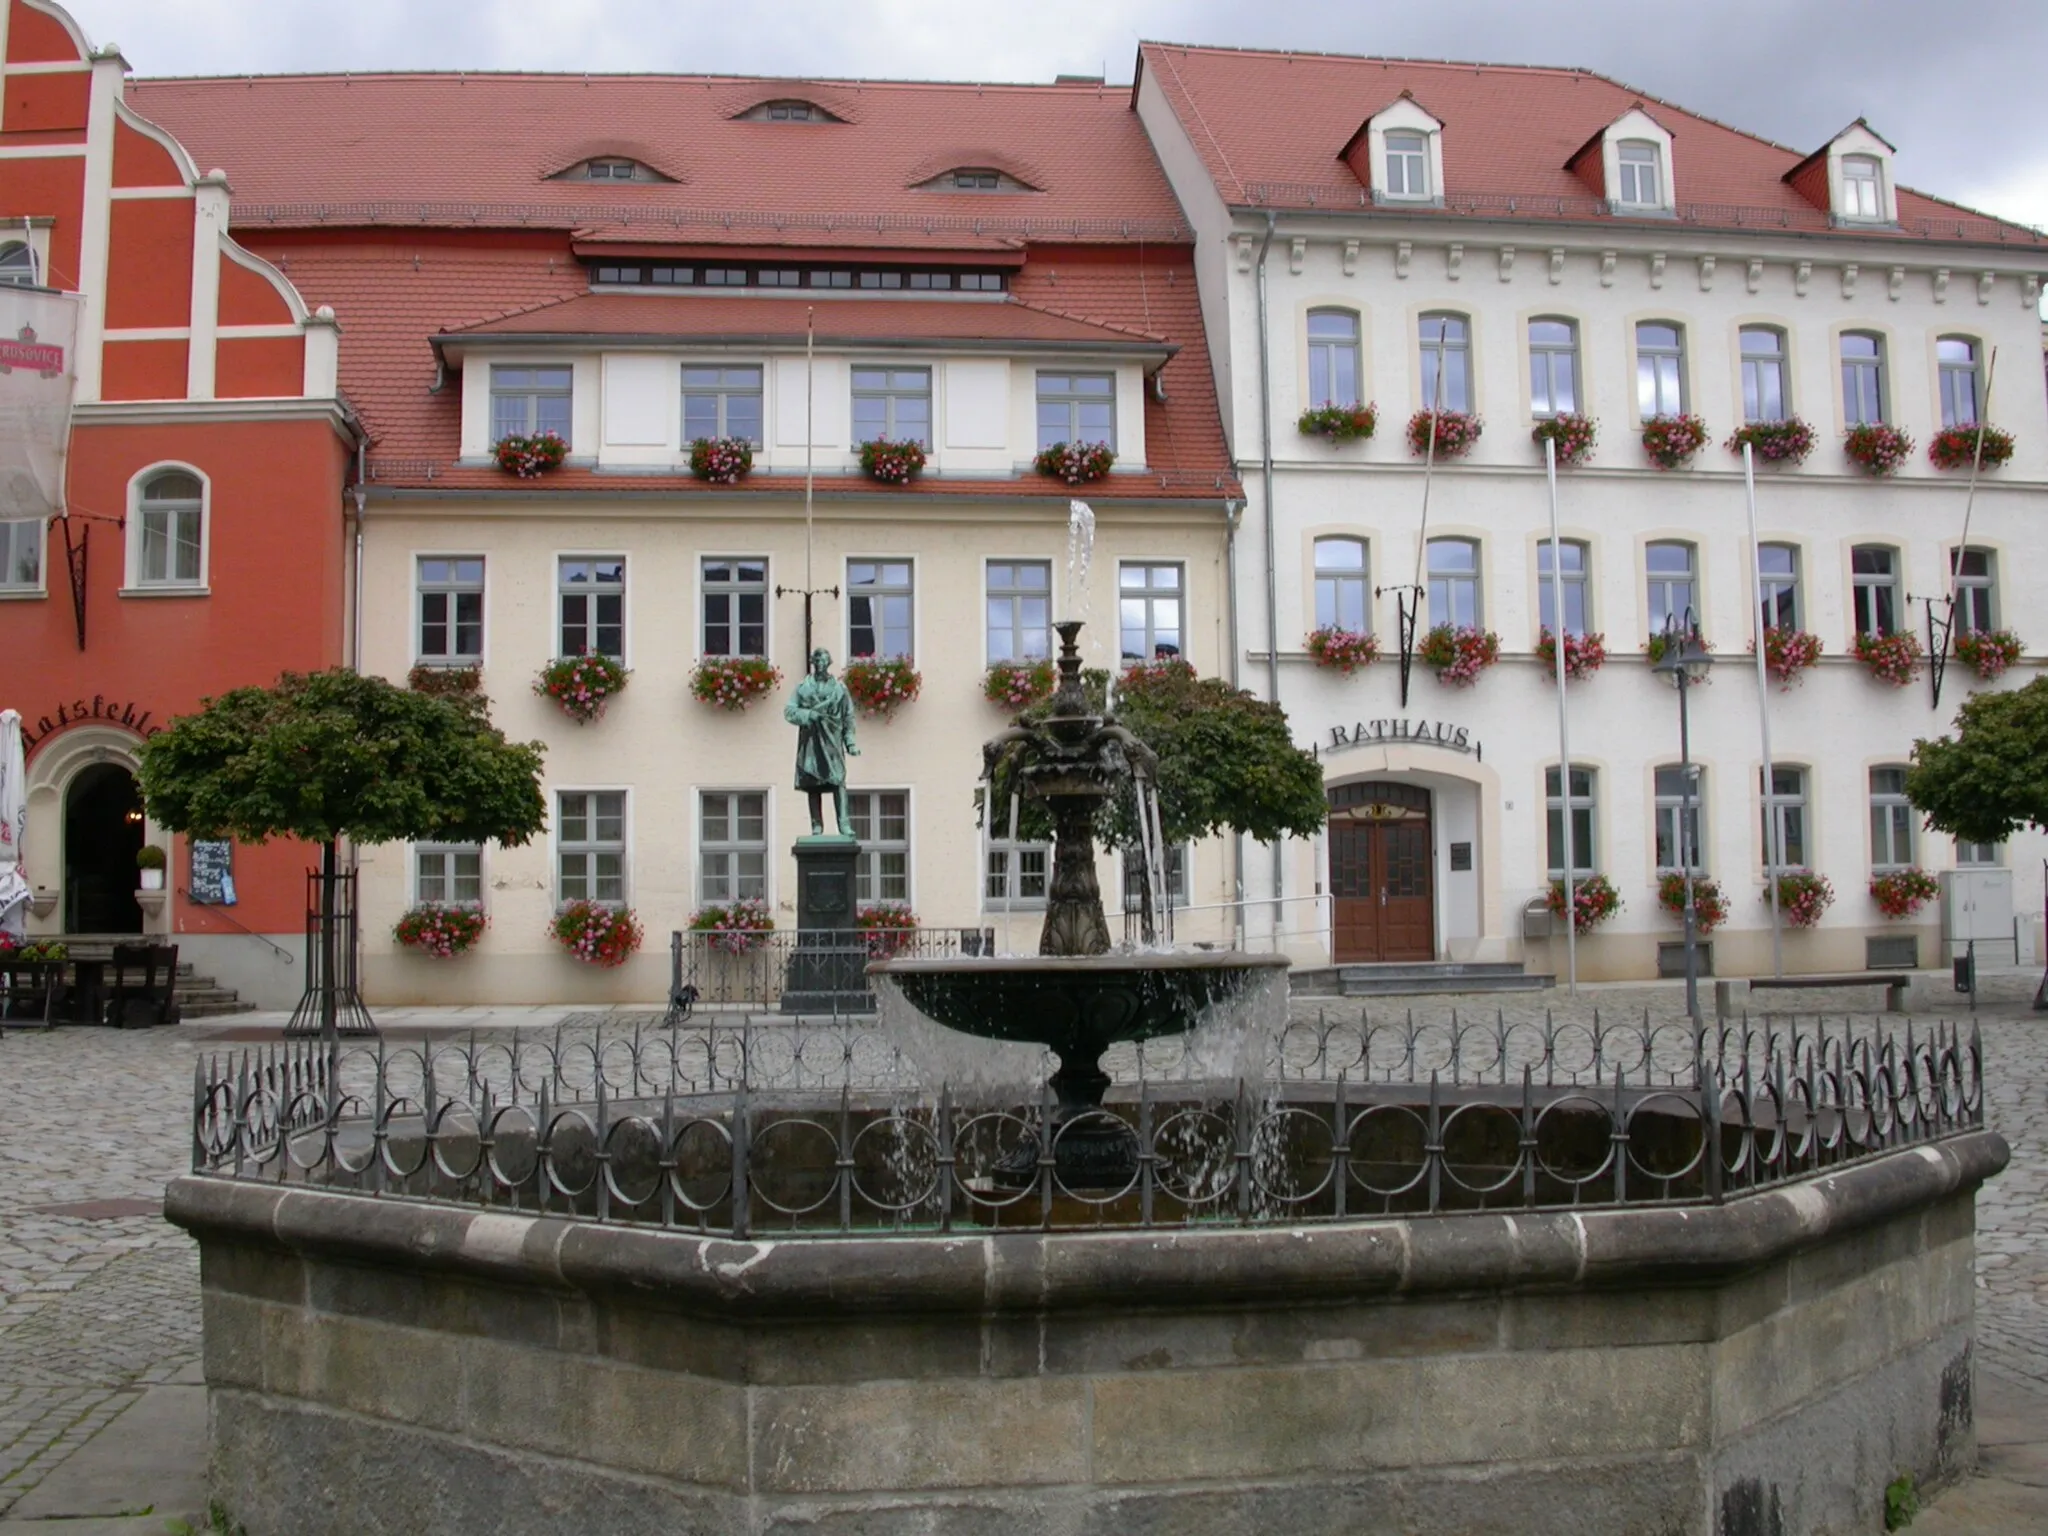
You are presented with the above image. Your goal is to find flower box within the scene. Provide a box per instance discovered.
[860,438,927,485]
[1033,440,1115,485]
[690,898,774,955]
[1869,868,1938,921]
[407,664,482,698]
[1120,657,1197,692]
[493,431,568,478]
[1420,624,1500,687]
[1656,873,1726,935]
[1546,873,1621,934]
[1754,627,1823,689]
[1954,628,2023,682]
[535,652,630,723]
[984,658,1056,709]
[1305,626,1380,674]
[1531,412,1597,467]
[858,904,920,957]
[1406,409,1483,459]
[692,655,782,712]
[1843,422,1915,477]
[1768,871,1835,929]
[1298,403,1378,444]
[844,656,922,718]
[1928,425,2014,471]
[551,901,643,966]
[1852,631,1924,688]
[1726,419,1815,465]
[1641,414,1710,470]
[689,436,754,485]
[1535,628,1607,681]
[395,902,487,958]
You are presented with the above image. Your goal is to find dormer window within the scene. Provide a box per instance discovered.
[1841,155,1882,220]
[1384,132,1429,199]
[550,157,671,184]
[1616,142,1661,207]
[740,99,844,123]
[1343,94,1444,207]
[1568,106,1676,215]
[917,166,1035,194]
[1784,120,1898,224]
[954,170,999,191]
[588,159,636,181]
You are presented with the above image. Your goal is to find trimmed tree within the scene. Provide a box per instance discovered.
[137,669,547,1036]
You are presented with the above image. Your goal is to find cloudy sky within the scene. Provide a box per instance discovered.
[68,0,2048,229]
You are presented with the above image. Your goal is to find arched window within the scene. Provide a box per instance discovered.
[133,470,204,587]
[1313,537,1368,633]
[1426,537,1480,628]
[1306,309,1361,410]
[1528,318,1579,417]
[1937,338,1981,428]
[1537,538,1589,636]
[1739,328,1789,423]
[1645,541,1696,633]
[1840,332,1887,424]
[1616,141,1662,206]
[1418,313,1470,413]
[1636,322,1686,419]
[0,241,35,287]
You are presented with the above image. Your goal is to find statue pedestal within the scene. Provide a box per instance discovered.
[780,837,872,1015]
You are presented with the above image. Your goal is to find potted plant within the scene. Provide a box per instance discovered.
[1656,873,1727,934]
[136,844,166,891]
[394,902,488,958]
[691,656,783,712]
[1642,414,1710,470]
[1726,419,1815,465]
[1769,871,1835,929]
[1531,412,1597,467]
[857,904,919,957]
[1645,630,1714,670]
[1405,409,1483,459]
[689,436,755,485]
[1928,424,2015,472]
[407,663,482,698]
[1298,403,1378,444]
[1852,631,1924,687]
[1305,626,1380,674]
[984,658,1056,709]
[534,652,630,723]
[1954,628,2023,682]
[551,900,644,967]
[843,656,922,718]
[859,438,927,485]
[1546,873,1621,934]
[1869,868,1939,921]
[492,430,568,479]
[1843,423,1915,477]
[689,897,774,954]
[1753,627,1823,689]
[1033,441,1116,485]
[1535,628,1607,681]
[1420,624,1500,686]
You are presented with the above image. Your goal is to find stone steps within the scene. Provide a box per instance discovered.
[33,935,256,1018]
[1291,961,1555,998]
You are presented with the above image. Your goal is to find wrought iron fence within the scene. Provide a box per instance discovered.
[189,1010,1984,1238]
[669,927,996,1011]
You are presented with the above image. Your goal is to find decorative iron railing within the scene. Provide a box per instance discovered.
[669,927,996,1011]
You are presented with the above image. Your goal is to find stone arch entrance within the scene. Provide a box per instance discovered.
[1327,780,1433,963]
[64,761,144,932]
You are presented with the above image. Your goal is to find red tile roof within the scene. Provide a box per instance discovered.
[1137,43,2046,247]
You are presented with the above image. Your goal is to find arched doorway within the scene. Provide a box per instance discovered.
[1328,781,1434,963]
[64,763,144,933]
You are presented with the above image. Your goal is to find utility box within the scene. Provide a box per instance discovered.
[1940,868,2013,946]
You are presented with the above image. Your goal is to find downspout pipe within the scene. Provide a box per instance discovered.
[1223,496,1246,944]
[350,436,366,674]
[1252,211,1284,940]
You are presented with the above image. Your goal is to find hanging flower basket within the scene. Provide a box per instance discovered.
[1657,874,1727,935]
[407,663,482,698]
[1033,440,1116,485]
[1298,403,1379,444]
[1726,419,1815,465]
[493,431,568,478]
[535,652,630,723]
[1645,630,1715,671]
[983,658,1056,709]
[1531,413,1598,467]
[1305,626,1380,674]
[1928,424,2015,472]
[1406,409,1483,459]
[1843,422,1915,477]
[1535,628,1607,681]
[1546,873,1622,934]
[1753,627,1823,689]
[689,436,754,485]
[1852,631,1924,687]
[1870,868,1939,921]
[1642,414,1710,470]
[860,438,927,485]
[550,900,644,967]
[690,897,774,955]
[857,904,920,957]
[1954,628,2024,682]
[394,903,487,959]
[1420,624,1501,687]
[843,656,922,718]
[1768,871,1835,929]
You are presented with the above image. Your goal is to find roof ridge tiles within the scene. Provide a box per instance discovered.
[133,70,1128,94]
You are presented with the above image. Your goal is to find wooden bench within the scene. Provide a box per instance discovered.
[1715,973,1909,1017]
[104,943,180,1028]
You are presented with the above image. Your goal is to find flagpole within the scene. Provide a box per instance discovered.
[1544,437,1575,995]
[804,308,815,653]
[1744,443,1784,979]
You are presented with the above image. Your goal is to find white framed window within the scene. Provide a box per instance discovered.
[558,791,626,907]
[1313,537,1369,633]
[1938,338,1981,428]
[985,839,1050,908]
[558,556,624,659]
[1419,313,1471,413]
[952,169,1000,190]
[1840,155,1883,220]
[490,365,572,443]
[1537,539,1589,637]
[132,470,205,588]
[851,367,931,447]
[1840,332,1887,425]
[586,158,640,181]
[1654,766,1706,875]
[849,559,914,659]
[1646,542,1696,633]
[1957,839,2002,867]
[682,366,763,446]
[0,240,36,287]
[1035,372,1116,450]
[1384,130,1430,199]
[1122,844,1189,909]
[849,790,911,907]
[1759,544,1801,631]
[1616,141,1662,207]
[415,844,482,906]
[1869,767,1915,872]
[1762,766,1809,870]
[986,560,1052,663]
[1528,318,1579,417]
[1306,310,1362,410]
[1636,322,1686,418]
[417,557,484,663]
[1739,328,1789,423]
[1951,548,1995,634]
[702,558,768,657]
[699,791,767,904]
[0,518,42,591]
[1426,538,1481,629]
[1545,765,1597,878]
[1118,561,1184,661]
[1852,546,1901,638]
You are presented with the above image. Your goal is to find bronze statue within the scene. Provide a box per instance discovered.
[785,647,859,837]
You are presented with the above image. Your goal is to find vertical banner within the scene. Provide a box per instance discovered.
[0,285,81,522]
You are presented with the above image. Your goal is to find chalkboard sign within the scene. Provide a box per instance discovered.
[189,840,236,906]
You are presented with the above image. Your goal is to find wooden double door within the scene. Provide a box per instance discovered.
[1329,782,1435,964]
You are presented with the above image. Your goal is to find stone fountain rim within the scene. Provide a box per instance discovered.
[866,951,1293,977]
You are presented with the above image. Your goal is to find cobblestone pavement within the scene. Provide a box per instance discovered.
[0,972,2043,1520]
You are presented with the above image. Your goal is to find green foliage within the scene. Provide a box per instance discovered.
[137,669,547,849]
[1908,677,2048,846]
[1884,1471,1918,1530]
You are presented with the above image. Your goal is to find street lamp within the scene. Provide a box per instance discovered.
[1652,610,1714,1023]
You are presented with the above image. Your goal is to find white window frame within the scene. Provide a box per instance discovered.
[682,364,764,447]
[416,555,486,665]
[1615,140,1663,208]
[556,789,628,909]
[1739,328,1790,424]
[1636,322,1686,419]
[1305,309,1363,411]
[1034,371,1117,451]
[1537,538,1589,637]
[1937,337,1981,429]
[702,556,770,659]
[1851,546,1901,638]
[849,789,913,908]
[1762,767,1810,871]
[984,836,1050,910]
[1546,765,1598,879]
[557,555,626,661]
[0,239,38,287]
[1418,313,1472,413]
[1118,561,1185,662]
[1528,317,1580,418]
[125,464,209,592]
[1313,537,1369,634]
[489,364,573,445]
[1121,843,1190,911]
[1426,537,1481,629]
[1951,548,1995,635]
[848,558,915,661]
[1653,766,1706,876]
[1646,542,1697,634]
[851,366,932,448]
[1869,767,1915,873]
[1383,130,1430,200]
[0,517,45,594]
[1758,543,1801,632]
[414,844,484,908]
[985,558,1052,664]
[1840,332,1887,426]
[1839,155,1884,221]
[698,789,769,906]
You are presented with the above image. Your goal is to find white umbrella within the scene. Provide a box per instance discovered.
[0,709,27,939]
